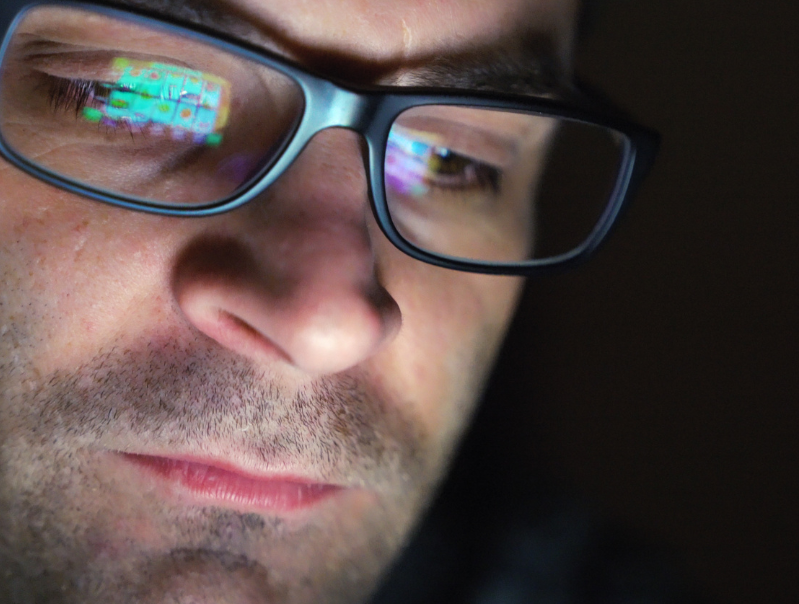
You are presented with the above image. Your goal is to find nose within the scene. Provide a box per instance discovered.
[173,129,401,376]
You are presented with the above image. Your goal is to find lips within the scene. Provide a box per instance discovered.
[120,452,342,512]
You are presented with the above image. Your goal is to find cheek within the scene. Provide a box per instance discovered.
[0,174,179,373]
[2,166,522,440]
[372,232,523,441]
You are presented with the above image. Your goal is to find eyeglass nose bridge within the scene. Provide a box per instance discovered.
[232,79,382,209]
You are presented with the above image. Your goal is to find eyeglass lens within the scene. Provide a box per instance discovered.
[386,107,624,262]
[0,5,627,264]
[0,6,305,205]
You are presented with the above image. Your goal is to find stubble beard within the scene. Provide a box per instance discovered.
[0,330,454,604]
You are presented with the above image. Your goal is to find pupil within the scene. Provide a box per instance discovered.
[432,148,470,175]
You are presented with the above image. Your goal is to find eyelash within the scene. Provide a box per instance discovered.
[47,75,111,116]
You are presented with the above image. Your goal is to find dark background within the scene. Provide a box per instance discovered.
[372,2,797,603]
[507,1,797,603]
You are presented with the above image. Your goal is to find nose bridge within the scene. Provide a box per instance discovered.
[267,127,372,260]
[172,94,402,375]
[234,122,377,292]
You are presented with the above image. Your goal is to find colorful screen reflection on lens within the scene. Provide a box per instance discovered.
[385,126,445,197]
[81,58,231,146]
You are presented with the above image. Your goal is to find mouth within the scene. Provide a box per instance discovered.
[118,452,344,513]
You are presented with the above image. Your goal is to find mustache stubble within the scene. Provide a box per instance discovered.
[0,336,440,603]
[13,336,431,488]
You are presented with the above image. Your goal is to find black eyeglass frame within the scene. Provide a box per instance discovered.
[0,0,660,276]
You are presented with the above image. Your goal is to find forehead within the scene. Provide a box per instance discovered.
[118,0,577,82]
[234,0,574,57]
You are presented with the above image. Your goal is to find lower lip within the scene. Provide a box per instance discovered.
[120,453,342,512]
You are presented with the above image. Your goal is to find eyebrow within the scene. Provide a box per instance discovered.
[395,42,565,96]
[112,0,566,96]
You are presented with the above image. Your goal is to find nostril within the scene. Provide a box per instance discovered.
[215,309,295,363]
[175,280,293,366]
[219,310,258,339]
[172,236,291,363]
[172,233,401,375]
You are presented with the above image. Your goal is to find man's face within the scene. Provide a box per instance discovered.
[0,1,575,602]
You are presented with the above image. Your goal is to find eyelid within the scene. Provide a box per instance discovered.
[19,49,195,83]
[393,115,519,169]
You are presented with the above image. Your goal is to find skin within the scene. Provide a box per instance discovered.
[0,0,576,603]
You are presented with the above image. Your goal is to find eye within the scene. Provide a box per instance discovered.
[47,75,113,116]
[385,127,503,198]
[426,147,501,193]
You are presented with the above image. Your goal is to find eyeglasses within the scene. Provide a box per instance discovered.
[0,0,659,275]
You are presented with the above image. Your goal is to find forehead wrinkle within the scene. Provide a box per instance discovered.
[104,0,567,90]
